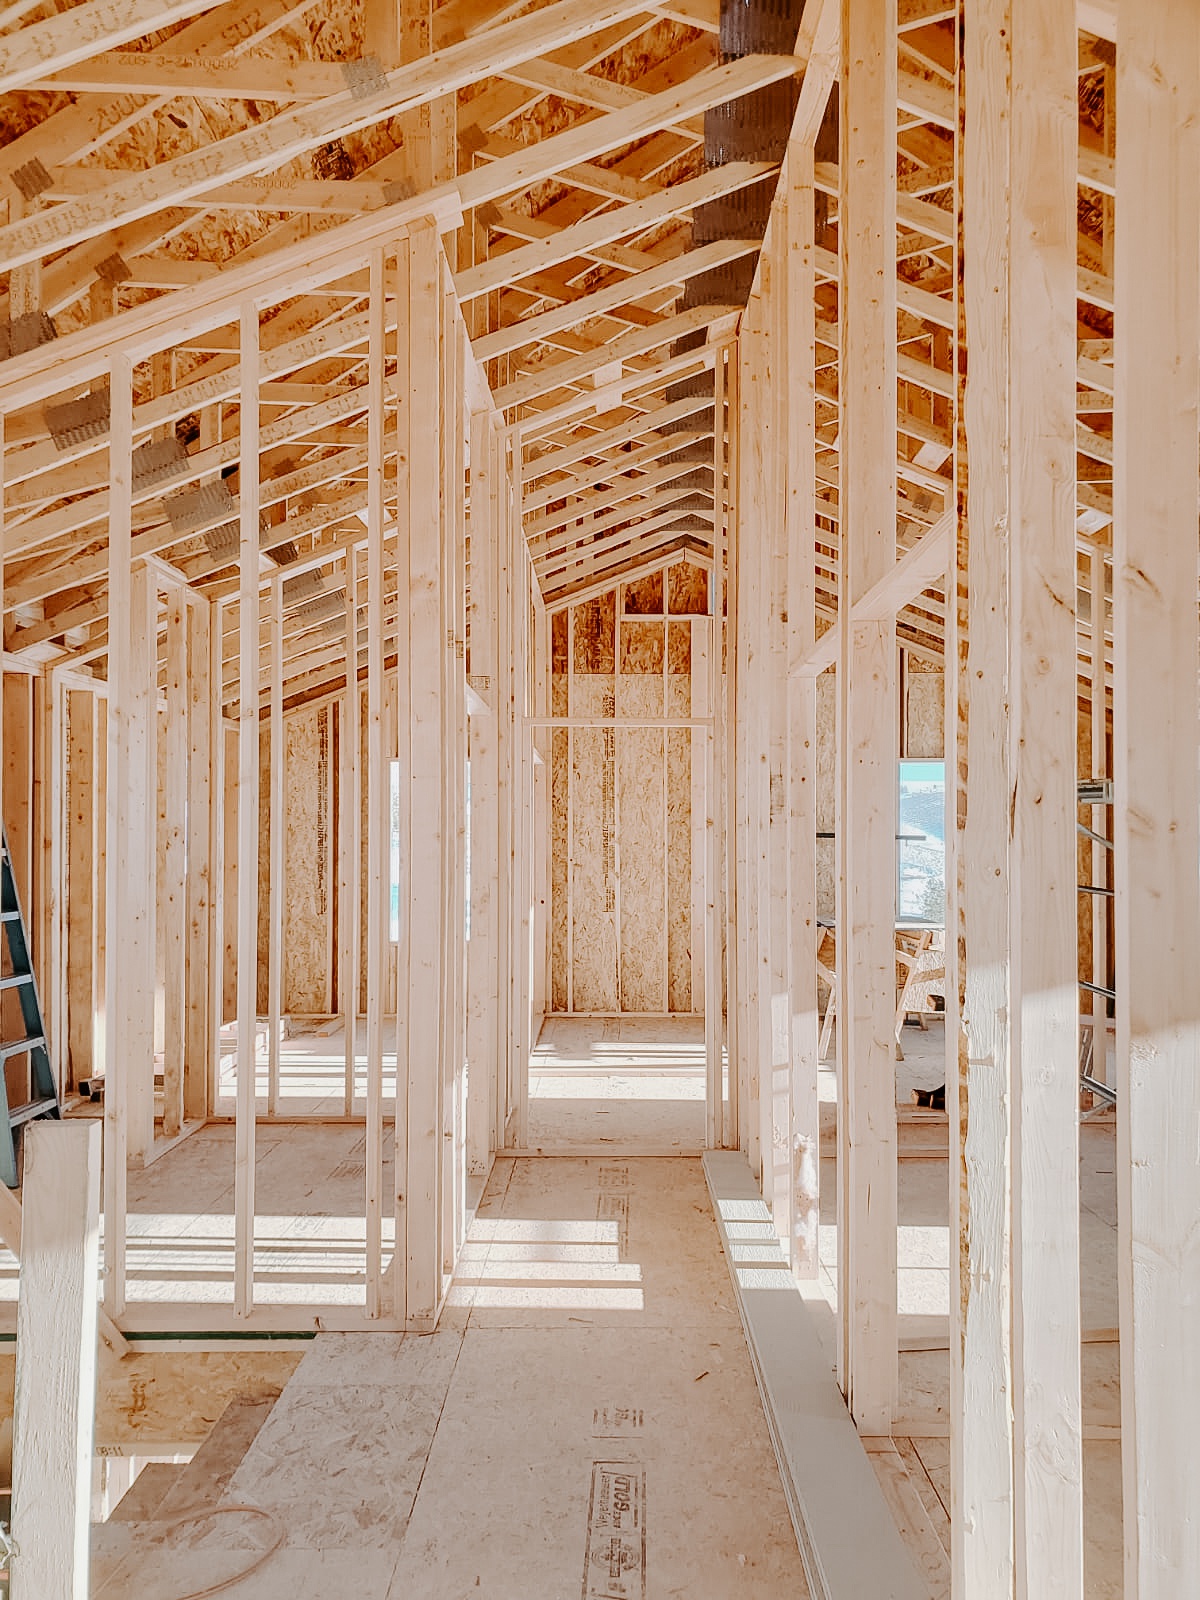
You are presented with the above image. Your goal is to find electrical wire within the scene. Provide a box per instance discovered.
[100,1504,286,1600]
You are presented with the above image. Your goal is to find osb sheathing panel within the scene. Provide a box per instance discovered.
[552,611,569,718]
[285,704,334,1014]
[551,727,569,1012]
[617,673,666,1011]
[620,618,666,679]
[573,594,616,674]
[905,664,945,760]
[668,619,691,677]
[623,572,664,614]
[570,675,619,1011]
[667,725,692,1012]
[668,561,709,615]
[552,584,700,1014]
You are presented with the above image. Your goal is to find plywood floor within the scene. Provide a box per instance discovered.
[528,1015,708,1151]
[93,1156,810,1598]
[821,1015,1122,1598]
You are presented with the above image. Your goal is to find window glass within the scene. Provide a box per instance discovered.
[898,759,945,924]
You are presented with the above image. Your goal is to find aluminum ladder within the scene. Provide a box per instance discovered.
[0,833,60,1188]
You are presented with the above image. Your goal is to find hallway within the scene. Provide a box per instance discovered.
[93,1158,809,1597]
[527,1016,709,1153]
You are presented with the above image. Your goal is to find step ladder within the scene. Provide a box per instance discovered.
[0,833,60,1188]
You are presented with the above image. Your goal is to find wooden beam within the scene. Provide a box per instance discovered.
[527,459,711,541]
[455,53,800,217]
[523,428,711,513]
[234,301,260,1317]
[0,0,654,272]
[340,553,361,1114]
[532,493,712,568]
[474,238,758,363]
[954,1,1084,1592]
[0,0,227,96]
[493,304,738,411]
[455,161,775,301]
[784,139,820,1280]
[835,0,899,1437]
[364,246,387,1318]
[1113,3,1200,1593]
[101,356,133,1319]
[522,392,715,484]
[404,222,444,1330]
[266,574,284,1118]
[42,51,345,99]
[515,347,722,439]
[10,1122,101,1600]
[162,591,187,1139]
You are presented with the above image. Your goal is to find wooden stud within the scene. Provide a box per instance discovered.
[125,565,157,1166]
[162,590,187,1139]
[1113,4,1200,1593]
[266,573,284,1118]
[365,246,387,1317]
[185,595,213,1123]
[10,1122,101,1600]
[467,410,499,1176]
[234,300,261,1317]
[835,0,899,1435]
[102,354,134,1319]
[785,140,820,1281]
[954,0,1084,1590]
[64,689,97,1093]
[391,236,412,1317]
[404,221,445,1330]
[341,553,361,1115]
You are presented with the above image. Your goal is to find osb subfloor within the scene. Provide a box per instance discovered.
[821,1015,1122,1598]
[94,1156,811,1598]
[528,1014,708,1151]
[214,1016,400,1118]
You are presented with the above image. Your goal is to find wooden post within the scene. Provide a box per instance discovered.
[102,354,134,1318]
[785,140,820,1280]
[761,230,793,1236]
[162,590,187,1139]
[266,572,284,1118]
[510,454,532,1149]
[404,220,445,1329]
[704,355,726,1150]
[836,0,898,1434]
[341,553,361,1115]
[733,328,760,1179]
[207,601,227,1116]
[185,595,212,1122]
[234,300,261,1317]
[365,245,387,1316]
[443,307,469,1268]
[1113,4,1200,1593]
[954,0,1084,1591]
[1088,546,1108,1084]
[466,409,499,1177]
[125,565,157,1167]
[495,431,515,1147]
[391,239,411,1315]
[722,352,741,1152]
[10,1122,101,1600]
[65,690,97,1093]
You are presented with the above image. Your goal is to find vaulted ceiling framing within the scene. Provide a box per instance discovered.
[0,0,1117,709]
